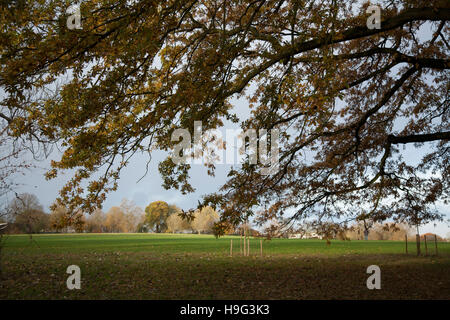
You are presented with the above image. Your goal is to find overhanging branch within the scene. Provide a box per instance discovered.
[388,131,450,144]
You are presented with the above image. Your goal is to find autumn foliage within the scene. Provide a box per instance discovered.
[0,1,449,235]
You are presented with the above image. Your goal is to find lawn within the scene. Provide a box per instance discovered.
[1,233,449,299]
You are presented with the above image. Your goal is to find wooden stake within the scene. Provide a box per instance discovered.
[260,239,263,257]
[240,233,242,255]
[247,236,250,256]
[424,235,428,256]
[243,234,246,256]
[230,239,233,257]
[405,234,408,254]
[416,234,421,256]
[435,234,438,256]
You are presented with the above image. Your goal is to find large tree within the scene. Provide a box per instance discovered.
[144,201,172,233]
[1,1,449,235]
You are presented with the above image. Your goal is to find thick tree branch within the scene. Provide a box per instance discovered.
[388,131,450,144]
[228,7,450,96]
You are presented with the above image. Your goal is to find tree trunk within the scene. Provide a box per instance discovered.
[434,234,438,256]
[405,234,408,254]
[416,225,421,256]
[240,233,242,255]
[424,235,428,256]
[364,230,369,241]
[416,234,421,256]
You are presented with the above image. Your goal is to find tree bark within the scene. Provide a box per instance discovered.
[435,234,438,256]
[364,230,369,241]
[424,235,428,256]
[416,234,421,256]
[405,234,408,254]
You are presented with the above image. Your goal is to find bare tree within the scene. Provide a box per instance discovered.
[167,212,191,233]
[104,207,127,233]
[120,199,145,233]
[7,193,48,246]
[85,209,106,233]
[191,207,219,234]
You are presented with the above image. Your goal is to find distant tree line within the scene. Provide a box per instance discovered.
[143,201,220,234]
[1,193,222,235]
[345,222,414,241]
[4,193,444,240]
[266,218,447,242]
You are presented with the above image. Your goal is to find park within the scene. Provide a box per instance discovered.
[0,0,449,304]
[1,233,449,299]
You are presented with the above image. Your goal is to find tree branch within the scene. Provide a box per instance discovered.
[388,131,450,144]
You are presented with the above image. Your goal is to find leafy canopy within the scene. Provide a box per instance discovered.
[144,201,172,233]
[0,0,449,235]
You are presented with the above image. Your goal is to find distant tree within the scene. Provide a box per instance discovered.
[49,205,68,232]
[120,199,145,233]
[292,222,315,239]
[347,222,413,240]
[168,204,181,216]
[8,193,49,234]
[399,205,442,255]
[136,222,149,233]
[167,209,191,233]
[144,201,171,233]
[191,207,219,234]
[104,207,127,233]
[72,213,86,233]
[355,213,376,241]
[85,209,106,233]
[14,209,49,234]
[420,233,444,242]
[262,219,282,239]
[348,219,375,240]
[49,204,85,233]
[312,222,346,245]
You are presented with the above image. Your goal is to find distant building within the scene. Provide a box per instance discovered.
[175,230,193,234]
[0,223,7,233]
[420,233,444,241]
[289,232,322,239]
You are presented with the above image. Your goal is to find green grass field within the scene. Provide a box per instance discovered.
[1,233,449,299]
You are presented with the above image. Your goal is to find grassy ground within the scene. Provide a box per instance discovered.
[1,233,449,299]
